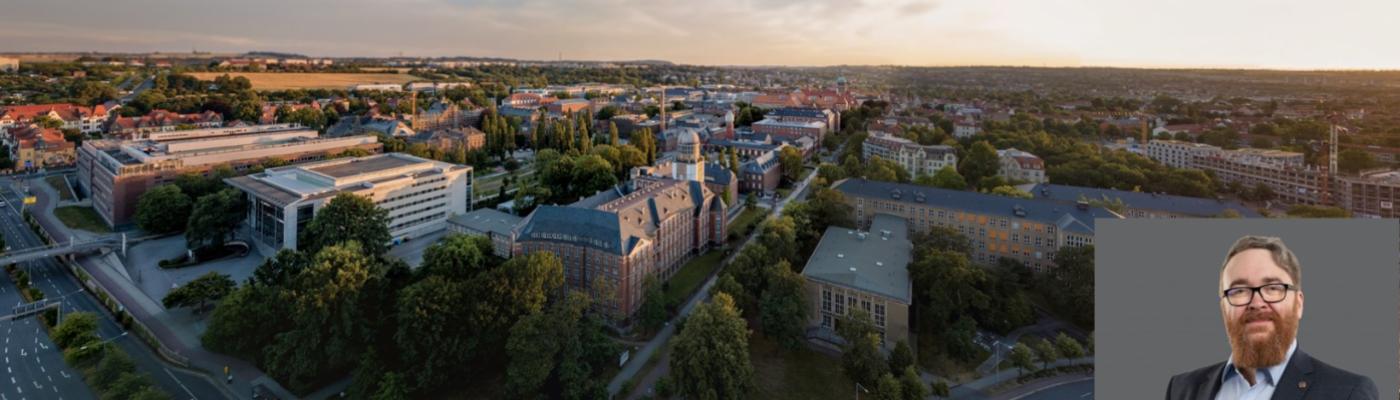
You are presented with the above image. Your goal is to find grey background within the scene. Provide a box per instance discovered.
[1095,219,1398,398]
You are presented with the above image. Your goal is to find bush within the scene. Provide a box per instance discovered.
[655,376,674,398]
[27,287,45,301]
[158,254,190,269]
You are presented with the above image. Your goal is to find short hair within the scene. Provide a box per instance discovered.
[1221,235,1302,289]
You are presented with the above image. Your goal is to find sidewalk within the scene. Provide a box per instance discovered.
[948,357,1093,399]
[25,176,296,399]
[607,170,820,397]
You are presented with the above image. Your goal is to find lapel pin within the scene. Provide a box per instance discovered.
[1298,381,1308,391]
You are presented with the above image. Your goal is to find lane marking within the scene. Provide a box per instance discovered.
[165,368,198,400]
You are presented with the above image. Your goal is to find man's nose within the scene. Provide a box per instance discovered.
[1246,289,1271,309]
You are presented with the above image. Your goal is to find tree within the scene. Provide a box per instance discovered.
[959,141,1000,189]
[843,332,889,388]
[417,233,495,281]
[918,166,966,190]
[300,193,391,257]
[1040,245,1094,329]
[1009,342,1036,377]
[779,146,804,183]
[1338,149,1378,174]
[988,185,1032,199]
[608,122,620,145]
[162,272,236,310]
[1054,332,1085,360]
[639,274,668,334]
[1032,337,1059,369]
[670,293,754,400]
[874,372,903,400]
[1286,204,1350,218]
[759,261,806,349]
[1251,183,1275,202]
[264,242,381,391]
[930,380,951,399]
[899,366,928,400]
[729,148,741,176]
[745,192,758,208]
[53,312,100,349]
[185,188,247,249]
[134,185,191,233]
[888,340,915,373]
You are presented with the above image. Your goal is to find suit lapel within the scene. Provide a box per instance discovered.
[1272,350,1316,400]
[1198,362,1228,400]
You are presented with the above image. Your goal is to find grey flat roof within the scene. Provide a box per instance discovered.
[1028,183,1261,218]
[225,175,301,207]
[833,178,1115,235]
[801,214,912,303]
[310,155,420,178]
[448,208,523,236]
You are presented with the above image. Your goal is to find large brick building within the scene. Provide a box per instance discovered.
[10,125,75,170]
[76,124,382,227]
[833,178,1115,273]
[515,142,727,324]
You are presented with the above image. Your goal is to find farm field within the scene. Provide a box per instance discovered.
[186,72,419,90]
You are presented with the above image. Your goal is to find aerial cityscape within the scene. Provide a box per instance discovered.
[2,1,1399,399]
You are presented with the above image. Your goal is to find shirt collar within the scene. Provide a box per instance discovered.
[1220,340,1299,388]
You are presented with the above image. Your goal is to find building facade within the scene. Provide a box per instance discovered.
[1145,140,1223,169]
[1337,170,1400,218]
[77,124,382,227]
[862,133,957,177]
[1193,149,1322,205]
[446,208,523,258]
[226,153,472,254]
[996,148,1047,184]
[10,126,75,170]
[834,178,1114,273]
[752,118,826,142]
[515,175,727,324]
[802,214,913,350]
[1,103,114,135]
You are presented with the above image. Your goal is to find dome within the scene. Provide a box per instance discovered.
[678,129,701,145]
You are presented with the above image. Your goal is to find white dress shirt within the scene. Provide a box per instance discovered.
[1215,340,1299,400]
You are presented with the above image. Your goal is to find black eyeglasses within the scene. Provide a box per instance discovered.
[1221,283,1296,306]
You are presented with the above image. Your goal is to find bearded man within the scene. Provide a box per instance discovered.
[1165,235,1378,400]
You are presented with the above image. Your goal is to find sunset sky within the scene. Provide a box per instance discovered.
[2,0,1396,69]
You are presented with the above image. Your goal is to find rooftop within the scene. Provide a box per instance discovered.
[833,178,1117,234]
[1028,183,1260,218]
[448,208,523,236]
[309,153,420,178]
[802,214,913,303]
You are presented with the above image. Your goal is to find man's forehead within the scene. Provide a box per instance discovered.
[1221,249,1292,286]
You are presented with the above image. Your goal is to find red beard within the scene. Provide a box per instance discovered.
[1225,306,1298,369]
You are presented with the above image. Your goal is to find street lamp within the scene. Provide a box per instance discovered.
[79,331,129,350]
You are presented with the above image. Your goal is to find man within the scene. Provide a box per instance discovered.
[1165,236,1378,400]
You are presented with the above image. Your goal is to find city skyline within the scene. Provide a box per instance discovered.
[3,0,1398,70]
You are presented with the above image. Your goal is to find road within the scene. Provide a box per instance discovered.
[0,234,96,400]
[0,177,226,400]
[1012,378,1092,400]
[120,77,155,104]
[608,165,820,397]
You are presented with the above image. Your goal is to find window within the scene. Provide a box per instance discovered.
[874,304,886,327]
[862,299,871,313]
[822,290,832,312]
[835,293,845,314]
[822,315,832,328]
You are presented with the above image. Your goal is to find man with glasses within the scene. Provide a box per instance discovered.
[1165,235,1377,400]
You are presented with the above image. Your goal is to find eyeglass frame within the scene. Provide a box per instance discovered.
[1220,283,1298,306]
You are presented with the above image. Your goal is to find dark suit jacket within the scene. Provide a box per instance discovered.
[1165,350,1379,400]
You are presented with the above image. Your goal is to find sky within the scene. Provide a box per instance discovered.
[1,0,1397,69]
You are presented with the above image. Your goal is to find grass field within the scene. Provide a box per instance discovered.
[45,175,73,201]
[728,207,770,239]
[664,251,726,306]
[54,206,111,233]
[749,335,852,400]
[186,72,419,90]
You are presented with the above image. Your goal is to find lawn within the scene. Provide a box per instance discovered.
[728,206,769,239]
[749,335,853,400]
[45,175,74,201]
[186,72,420,90]
[54,206,111,233]
[664,251,725,306]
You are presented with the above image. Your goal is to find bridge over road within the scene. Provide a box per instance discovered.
[0,233,127,265]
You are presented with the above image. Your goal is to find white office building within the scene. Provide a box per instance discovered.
[226,153,472,254]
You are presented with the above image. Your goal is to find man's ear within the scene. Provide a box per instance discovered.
[1295,290,1304,320]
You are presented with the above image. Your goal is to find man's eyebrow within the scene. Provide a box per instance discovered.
[1227,276,1285,287]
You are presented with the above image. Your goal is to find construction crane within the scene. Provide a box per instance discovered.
[1319,114,1342,206]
